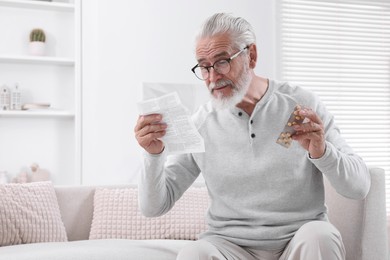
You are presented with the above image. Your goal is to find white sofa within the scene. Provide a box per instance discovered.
[0,168,387,260]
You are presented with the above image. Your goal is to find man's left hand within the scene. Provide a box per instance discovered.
[292,108,326,159]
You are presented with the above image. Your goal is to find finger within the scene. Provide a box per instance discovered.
[292,130,326,156]
[293,121,322,133]
[292,130,323,142]
[137,123,167,138]
[298,108,322,125]
[138,131,166,147]
[293,130,313,139]
[134,114,162,132]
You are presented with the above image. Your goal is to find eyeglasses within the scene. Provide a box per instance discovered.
[191,46,249,80]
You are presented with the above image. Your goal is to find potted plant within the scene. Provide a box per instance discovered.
[29,28,46,56]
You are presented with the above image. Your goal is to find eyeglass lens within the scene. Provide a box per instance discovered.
[195,60,230,80]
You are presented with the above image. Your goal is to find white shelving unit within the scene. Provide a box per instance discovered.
[0,110,75,118]
[0,0,74,11]
[0,55,75,66]
[0,0,81,185]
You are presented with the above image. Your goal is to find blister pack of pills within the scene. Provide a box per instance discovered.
[276,105,306,148]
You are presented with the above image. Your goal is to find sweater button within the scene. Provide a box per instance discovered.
[238,112,242,116]
[250,120,253,124]
[251,133,256,138]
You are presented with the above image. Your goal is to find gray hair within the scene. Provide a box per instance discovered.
[196,13,256,50]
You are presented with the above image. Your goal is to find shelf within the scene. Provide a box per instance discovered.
[0,0,81,184]
[0,110,75,118]
[0,0,74,12]
[0,55,75,66]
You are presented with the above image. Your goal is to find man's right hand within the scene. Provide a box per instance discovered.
[134,114,167,154]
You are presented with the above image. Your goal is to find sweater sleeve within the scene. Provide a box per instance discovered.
[138,150,201,217]
[309,99,370,200]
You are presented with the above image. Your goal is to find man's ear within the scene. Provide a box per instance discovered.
[248,44,257,69]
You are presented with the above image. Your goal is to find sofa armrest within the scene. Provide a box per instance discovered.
[361,168,388,260]
[325,167,388,260]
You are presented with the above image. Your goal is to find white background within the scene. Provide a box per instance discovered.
[81,0,276,184]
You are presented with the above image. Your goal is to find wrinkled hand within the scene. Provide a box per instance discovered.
[134,114,167,154]
[292,108,326,159]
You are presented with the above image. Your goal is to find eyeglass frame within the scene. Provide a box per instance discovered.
[191,46,249,80]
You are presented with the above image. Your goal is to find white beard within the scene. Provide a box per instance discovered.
[209,65,252,111]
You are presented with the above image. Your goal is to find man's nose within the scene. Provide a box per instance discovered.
[208,67,222,82]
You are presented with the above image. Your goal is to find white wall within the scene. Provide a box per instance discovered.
[81,0,276,184]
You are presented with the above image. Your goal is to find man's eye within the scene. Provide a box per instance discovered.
[216,60,229,66]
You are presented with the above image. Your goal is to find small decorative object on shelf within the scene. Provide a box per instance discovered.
[30,163,50,182]
[29,28,46,56]
[13,171,28,183]
[11,83,22,110]
[0,85,11,110]
[22,103,51,110]
[12,163,51,183]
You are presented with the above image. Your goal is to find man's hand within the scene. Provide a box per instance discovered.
[134,114,167,154]
[292,108,326,159]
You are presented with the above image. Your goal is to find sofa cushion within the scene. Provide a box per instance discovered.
[0,181,67,246]
[89,186,209,240]
[0,239,192,260]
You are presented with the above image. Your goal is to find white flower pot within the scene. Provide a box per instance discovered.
[29,41,46,56]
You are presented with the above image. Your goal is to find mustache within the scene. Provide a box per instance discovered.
[209,79,235,91]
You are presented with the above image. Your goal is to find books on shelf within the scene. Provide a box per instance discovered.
[21,103,50,110]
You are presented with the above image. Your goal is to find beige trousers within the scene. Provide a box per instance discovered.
[176,221,346,260]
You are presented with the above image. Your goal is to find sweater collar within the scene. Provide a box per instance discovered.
[230,79,275,116]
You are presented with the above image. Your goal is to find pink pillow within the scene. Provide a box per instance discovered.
[89,186,209,240]
[0,181,68,246]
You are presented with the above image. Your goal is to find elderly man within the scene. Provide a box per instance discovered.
[134,13,370,260]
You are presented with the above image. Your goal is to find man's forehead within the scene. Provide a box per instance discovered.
[195,35,234,61]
